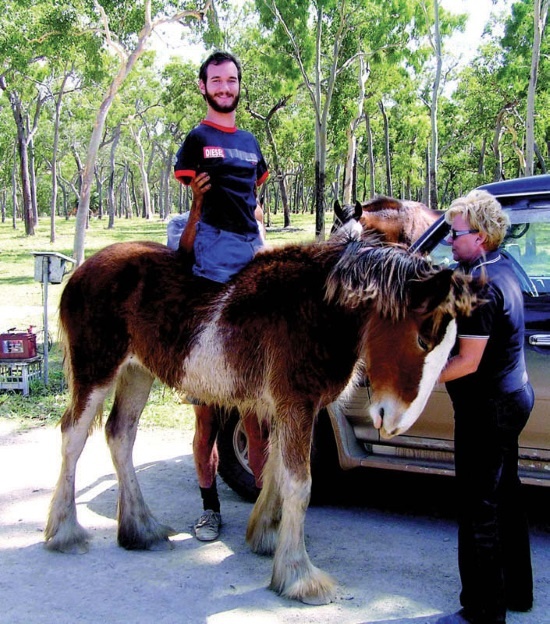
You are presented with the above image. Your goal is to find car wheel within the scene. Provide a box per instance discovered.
[217,407,344,504]
[217,408,260,502]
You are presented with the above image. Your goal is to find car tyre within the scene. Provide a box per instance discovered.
[217,408,260,502]
[217,407,344,504]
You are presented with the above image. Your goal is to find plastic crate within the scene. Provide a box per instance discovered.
[0,356,43,396]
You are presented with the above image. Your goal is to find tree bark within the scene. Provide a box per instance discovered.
[2,83,34,235]
[343,56,368,204]
[72,0,210,265]
[365,111,375,198]
[379,100,392,196]
[429,0,442,209]
[525,0,549,176]
[50,71,71,243]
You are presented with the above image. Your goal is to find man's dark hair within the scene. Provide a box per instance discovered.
[199,51,242,84]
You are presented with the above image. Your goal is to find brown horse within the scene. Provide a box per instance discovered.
[45,226,475,605]
[334,196,441,246]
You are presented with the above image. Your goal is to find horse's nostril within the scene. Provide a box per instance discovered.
[379,407,385,421]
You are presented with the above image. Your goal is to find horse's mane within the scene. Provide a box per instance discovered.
[324,234,473,322]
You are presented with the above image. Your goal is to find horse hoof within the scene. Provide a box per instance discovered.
[62,542,89,555]
[300,594,332,606]
[44,539,89,555]
[118,521,176,551]
[271,565,336,606]
[147,537,174,552]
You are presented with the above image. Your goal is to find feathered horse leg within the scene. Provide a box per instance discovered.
[247,406,336,605]
[45,385,111,553]
[106,364,176,550]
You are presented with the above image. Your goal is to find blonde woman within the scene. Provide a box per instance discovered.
[436,190,535,624]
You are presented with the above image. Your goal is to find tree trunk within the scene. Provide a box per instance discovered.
[478,137,486,176]
[379,100,392,196]
[108,125,120,228]
[4,87,34,235]
[429,0,442,209]
[343,56,368,204]
[132,127,152,219]
[72,0,209,264]
[493,108,507,181]
[525,0,549,176]
[94,165,104,218]
[28,133,39,225]
[265,122,291,228]
[11,151,19,229]
[50,72,71,243]
[365,112,375,198]
[163,150,174,218]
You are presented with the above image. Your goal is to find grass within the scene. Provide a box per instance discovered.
[0,208,321,429]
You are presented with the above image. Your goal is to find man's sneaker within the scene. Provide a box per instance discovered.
[194,510,221,541]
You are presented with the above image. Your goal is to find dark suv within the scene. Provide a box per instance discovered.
[218,175,550,499]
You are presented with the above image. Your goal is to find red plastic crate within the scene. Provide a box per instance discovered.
[0,330,37,359]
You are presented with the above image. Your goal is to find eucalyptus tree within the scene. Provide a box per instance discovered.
[0,1,105,235]
[498,0,550,176]
[255,0,455,238]
[71,0,214,266]
[227,13,297,227]
[110,53,168,222]
[502,0,549,176]
[438,43,509,194]
[161,58,207,213]
[256,0,359,239]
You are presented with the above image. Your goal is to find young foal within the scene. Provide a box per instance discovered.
[45,231,475,605]
[334,197,441,246]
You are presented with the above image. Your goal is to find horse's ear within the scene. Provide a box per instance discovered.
[354,200,363,220]
[334,200,343,221]
[409,269,454,314]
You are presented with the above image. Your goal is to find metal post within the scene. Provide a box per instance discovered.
[42,256,49,385]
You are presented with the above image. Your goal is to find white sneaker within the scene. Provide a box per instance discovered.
[194,510,221,541]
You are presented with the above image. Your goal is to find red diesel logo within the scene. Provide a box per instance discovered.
[204,147,225,158]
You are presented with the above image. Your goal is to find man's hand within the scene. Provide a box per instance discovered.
[191,172,211,200]
[179,173,211,253]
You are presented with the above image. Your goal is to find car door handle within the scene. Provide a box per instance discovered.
[528,334,550,346]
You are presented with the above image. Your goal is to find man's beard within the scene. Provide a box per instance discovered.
[204,88,240,113]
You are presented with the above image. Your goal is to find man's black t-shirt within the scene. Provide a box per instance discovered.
[174,120,269,235]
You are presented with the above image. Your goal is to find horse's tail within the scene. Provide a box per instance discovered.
[58,283,105,432]
[58,319,72,400]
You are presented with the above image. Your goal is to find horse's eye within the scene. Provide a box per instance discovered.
[417,335,430,351]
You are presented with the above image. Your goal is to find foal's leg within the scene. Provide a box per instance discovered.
[45,386,110,553]
[106,365,175,550]
[251,414,336,605]
[246,439,283,555]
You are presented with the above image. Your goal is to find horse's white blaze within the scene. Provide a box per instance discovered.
[372,319,457,439]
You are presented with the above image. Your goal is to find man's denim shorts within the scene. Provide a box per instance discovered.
[192,221,263,283]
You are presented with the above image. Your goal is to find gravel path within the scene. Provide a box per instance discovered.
[0,419,548,624]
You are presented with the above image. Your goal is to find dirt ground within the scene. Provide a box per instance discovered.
[0,418,548,624]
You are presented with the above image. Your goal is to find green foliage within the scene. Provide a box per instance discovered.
[162,59,205,140]
[0,0,548,245]
[500,0,550,94]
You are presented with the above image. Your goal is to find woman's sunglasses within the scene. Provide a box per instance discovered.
[447,228,478,240]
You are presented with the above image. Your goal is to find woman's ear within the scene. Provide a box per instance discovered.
[477,232,488,246]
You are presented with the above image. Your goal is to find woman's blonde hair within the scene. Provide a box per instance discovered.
[445,189,510,251]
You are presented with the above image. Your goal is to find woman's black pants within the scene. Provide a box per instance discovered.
[452,383,534,623]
